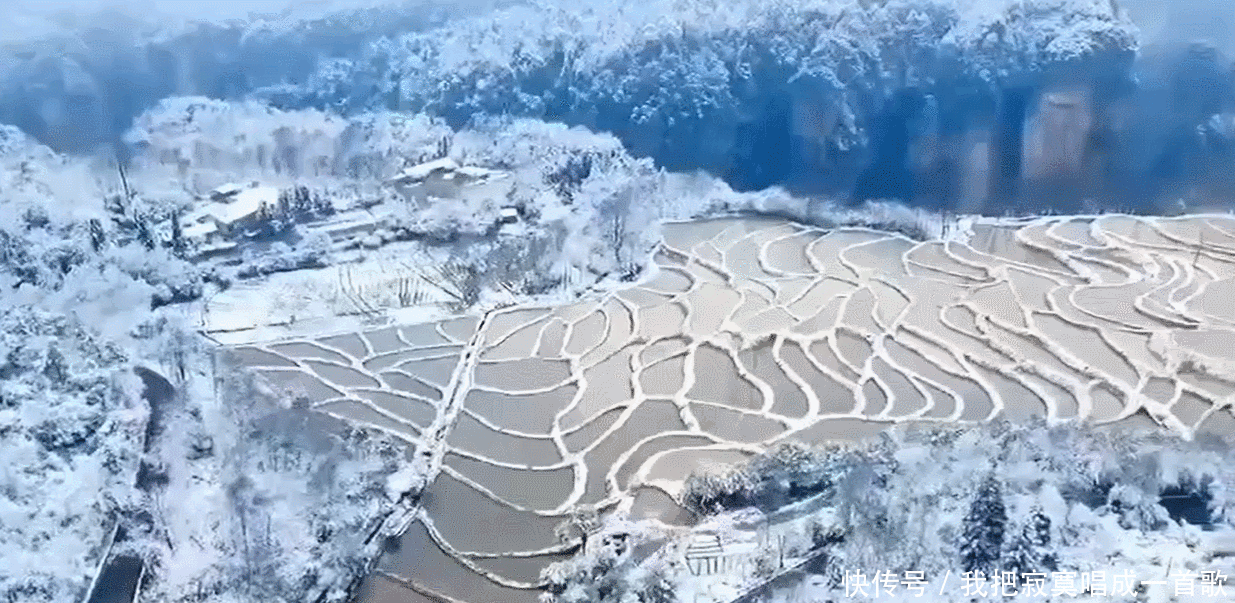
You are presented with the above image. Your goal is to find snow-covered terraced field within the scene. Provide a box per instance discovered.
[204,256,460,334]
[225,214,1235,603]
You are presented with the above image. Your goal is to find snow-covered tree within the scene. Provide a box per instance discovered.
[126,98,453,185]
[1002,504,1057,579]
[681,441,841,515]
[681,463,760,516]
[541,520,676,603]
[635,562,677,603]
[836,454,901,572]
[314,0,1134,121]
[961,474,1007,575]
[1106,483,1172,531]
[0,307,145,603]
[1028,504,1057,572]
[0,118,425,603]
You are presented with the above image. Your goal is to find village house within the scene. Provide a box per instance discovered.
[209,182,245,201]
[179,213,236,259]
[183,182,280,241]
[388,157,512,206]
[497,206,520,225]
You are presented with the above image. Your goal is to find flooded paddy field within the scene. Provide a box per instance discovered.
[226,214,1235,603]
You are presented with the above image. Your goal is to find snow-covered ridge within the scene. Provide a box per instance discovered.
[360,0,1134,79]
[296,0,1134,136]
[1,0,1158,209]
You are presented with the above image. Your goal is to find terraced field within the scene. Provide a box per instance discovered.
[225,214,1235,603]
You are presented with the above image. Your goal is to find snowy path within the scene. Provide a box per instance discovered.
[426,309,497,488]
[222,213,1235,603]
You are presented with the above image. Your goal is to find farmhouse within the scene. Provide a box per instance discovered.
[183,184,279,239]
[209,182,245,201]
[497,206,520,224]
[388,158,511,205]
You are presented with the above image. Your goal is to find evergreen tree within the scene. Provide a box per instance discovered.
[255,202,274,238]
[637,565,677,603]
[104,193,127,222]
[292,185,313,222]
[277,191,293,227]
[311,189,335,217]
[277,189,292,214]
[134,212,156,250]
[1002,504,1057,579]
[961,475,1006,575]
[1002,521,1036,578]
[1028,505,1057,572]
[254,198,295,239]
[42,345,66,383]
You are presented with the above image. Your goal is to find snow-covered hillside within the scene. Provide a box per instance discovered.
[0,2,1234,603]
[3,0,1234,211]
[0,307,145,603]
[0,117,428,603]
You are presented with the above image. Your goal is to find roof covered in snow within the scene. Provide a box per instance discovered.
[188,185,277,226]
[394,157,459,182]
[457,165,506,180]
[183,221,218,239]
[210,182,244,199]
[219,186,277,223]
[389,158,510,185]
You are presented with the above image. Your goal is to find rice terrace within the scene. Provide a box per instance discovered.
[223,214,1235,603]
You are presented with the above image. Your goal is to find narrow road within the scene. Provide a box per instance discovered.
[423,308,496,478]
[367,307,498,548]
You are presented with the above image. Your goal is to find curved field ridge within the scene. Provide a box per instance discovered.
[231,214,1235,603]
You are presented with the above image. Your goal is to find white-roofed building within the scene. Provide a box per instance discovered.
[180,213,238,258]
[388,158,512,206]
[216,186,277,229]
[389,157,460,184]
[457,165,504,179]
[182,184,280,240]
[498,206,520,224]
[209,182,245,201]
[182,220,218,241]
